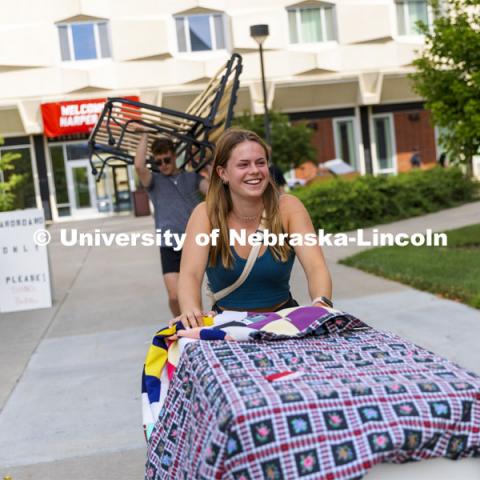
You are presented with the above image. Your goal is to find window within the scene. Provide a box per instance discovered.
[396,0,430,36]
[373,115,396,174]
[175,14,226,52]
[66,143,90,160]
[57,21,111,61]
[288,5,335,44]
[0,146,36,210]
[333,118,358,170]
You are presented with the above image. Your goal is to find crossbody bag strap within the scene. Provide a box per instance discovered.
[208,211,267,304]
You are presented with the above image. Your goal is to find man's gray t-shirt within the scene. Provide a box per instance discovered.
[147,171,201,235]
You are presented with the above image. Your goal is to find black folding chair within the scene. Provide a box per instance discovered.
[88,53,243,180]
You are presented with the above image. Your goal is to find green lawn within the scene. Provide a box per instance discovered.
[340,224,480,309]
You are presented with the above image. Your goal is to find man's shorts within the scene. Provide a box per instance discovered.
[160,247,182,274]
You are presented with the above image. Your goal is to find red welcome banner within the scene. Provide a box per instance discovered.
[41,96,139,138]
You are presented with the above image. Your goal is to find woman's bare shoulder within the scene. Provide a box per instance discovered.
[192,201,207,215]
[189,201,211,229]
[279,193,305,213]
[278,194,307,231]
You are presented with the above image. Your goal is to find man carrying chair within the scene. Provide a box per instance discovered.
[135,133,210,316]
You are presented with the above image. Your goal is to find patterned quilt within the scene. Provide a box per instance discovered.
[144,307,480,479]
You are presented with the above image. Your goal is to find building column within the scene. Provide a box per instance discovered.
[359,106,373,174]
[33,134,52,220]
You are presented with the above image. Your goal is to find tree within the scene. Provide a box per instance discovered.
[232,111,317,172]
[0,139,24,212]
[410,0,480,174]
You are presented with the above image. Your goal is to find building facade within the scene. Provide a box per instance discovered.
[0,0,441,221]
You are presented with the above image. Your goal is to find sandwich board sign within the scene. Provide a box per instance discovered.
[0,209,52,313]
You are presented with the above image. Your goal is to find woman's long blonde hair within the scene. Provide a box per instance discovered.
[206,128,292,268]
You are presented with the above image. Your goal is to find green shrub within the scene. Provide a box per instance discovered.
[293,167,479,233]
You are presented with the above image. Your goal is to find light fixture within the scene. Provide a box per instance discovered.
[250,24,271,144]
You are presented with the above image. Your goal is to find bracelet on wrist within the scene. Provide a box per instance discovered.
[311,296,333,308]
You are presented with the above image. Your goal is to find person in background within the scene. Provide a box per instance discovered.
[135,133,209,317]
[269,163,287,193]
[438,152,447,168]
[175,128,332,328]
[410,148,421,169]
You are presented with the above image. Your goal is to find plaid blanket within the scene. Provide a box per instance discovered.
[142,306,359,440]
[144,308,480,479]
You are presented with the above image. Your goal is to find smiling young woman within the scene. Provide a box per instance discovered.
[176,128,332,328]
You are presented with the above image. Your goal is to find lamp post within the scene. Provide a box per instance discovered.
[250,24,271,145]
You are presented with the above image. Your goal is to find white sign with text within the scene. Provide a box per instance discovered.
[0,209,52,313]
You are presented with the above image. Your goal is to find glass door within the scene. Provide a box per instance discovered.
[112,165,132,212]
[94,168,114,213]
[373,114,396,174]
[66,159,98,216]
[333,117,359,170]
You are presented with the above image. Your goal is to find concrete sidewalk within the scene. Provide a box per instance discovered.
[1,201,479,479]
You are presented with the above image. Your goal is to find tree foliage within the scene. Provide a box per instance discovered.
[411,0,480,172]
[232,111,316,172]
[0,139,24,212]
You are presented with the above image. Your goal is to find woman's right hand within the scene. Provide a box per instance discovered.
[169,309,211,329]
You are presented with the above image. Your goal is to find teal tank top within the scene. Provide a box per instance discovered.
[206,247,295,309]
